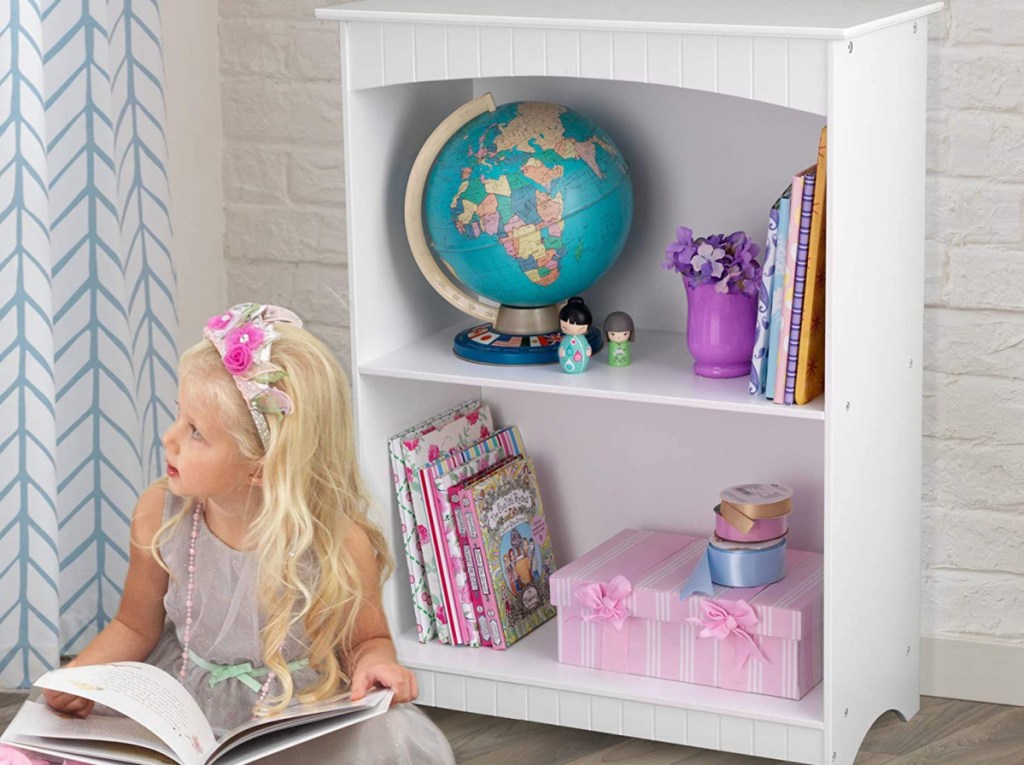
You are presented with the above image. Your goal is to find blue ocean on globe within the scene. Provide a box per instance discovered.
[423,100,633,308]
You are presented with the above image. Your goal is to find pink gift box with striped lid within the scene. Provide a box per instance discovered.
[550,528,823,700]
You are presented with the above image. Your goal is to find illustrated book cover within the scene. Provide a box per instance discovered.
[451,455,556,650]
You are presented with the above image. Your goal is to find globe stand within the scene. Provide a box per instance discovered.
[453,323,603,365]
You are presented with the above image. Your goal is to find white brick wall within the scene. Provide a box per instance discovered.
[219,0,350,367]
[218,1,1024,650]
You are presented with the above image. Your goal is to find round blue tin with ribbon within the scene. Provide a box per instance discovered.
[707,535,787,588]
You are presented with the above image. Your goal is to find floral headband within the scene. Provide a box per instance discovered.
[204,303,303,449]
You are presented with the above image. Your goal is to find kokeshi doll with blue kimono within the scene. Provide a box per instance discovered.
[603,311,635,367]
[558,297,593,374]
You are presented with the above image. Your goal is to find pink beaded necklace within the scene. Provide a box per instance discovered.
[178,500,275,712]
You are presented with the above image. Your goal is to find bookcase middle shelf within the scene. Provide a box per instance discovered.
[359,324,826,420]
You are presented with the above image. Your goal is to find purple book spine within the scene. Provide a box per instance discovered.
[784,172,817,405]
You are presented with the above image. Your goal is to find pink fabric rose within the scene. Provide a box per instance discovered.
[466,411,480,425]
[417,525,430,546]
[206,311,234,332]
[225,323,265,350]
[221,343,253,375]
[427,444,440,461]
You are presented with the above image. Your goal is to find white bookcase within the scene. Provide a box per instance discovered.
[315,2,940,763]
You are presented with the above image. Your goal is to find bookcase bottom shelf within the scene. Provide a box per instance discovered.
[400,620,825,765]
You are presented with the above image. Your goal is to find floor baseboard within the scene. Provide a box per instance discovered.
[922,634,1024,707]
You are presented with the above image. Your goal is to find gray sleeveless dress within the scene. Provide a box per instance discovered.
[145,491,455,764]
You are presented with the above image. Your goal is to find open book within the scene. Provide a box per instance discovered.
[1,662,392,765]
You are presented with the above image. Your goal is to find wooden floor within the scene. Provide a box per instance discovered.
[2,691,1022,764]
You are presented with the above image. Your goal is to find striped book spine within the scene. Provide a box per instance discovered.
[784,172,817,405]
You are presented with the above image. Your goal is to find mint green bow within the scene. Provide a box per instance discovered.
[189,650,309,693]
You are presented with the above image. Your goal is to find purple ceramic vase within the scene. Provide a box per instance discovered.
[684,281,758,378]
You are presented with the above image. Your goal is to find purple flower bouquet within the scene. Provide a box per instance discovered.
[662,227,761,295]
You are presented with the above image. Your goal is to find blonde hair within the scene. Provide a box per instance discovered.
[152,323,393,714]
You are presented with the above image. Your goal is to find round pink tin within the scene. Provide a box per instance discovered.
[713,503,788,543]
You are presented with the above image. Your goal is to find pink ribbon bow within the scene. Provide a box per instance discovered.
[575,575,632,631]
[687,598,767,668]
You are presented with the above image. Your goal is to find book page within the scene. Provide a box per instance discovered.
[1,698,176,760]
[211,689,391,759]
[210,691,392,765]
[32,662,216,765]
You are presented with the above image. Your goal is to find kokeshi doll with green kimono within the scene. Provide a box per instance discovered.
[603,311,635,367]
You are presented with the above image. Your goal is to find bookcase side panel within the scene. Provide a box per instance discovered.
[824,21,927,765]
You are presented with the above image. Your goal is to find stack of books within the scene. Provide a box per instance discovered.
[388,400,556,650]
[749,126,828,406]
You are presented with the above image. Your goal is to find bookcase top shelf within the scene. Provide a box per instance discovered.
[316,0,942,40]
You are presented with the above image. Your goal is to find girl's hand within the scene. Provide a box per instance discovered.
[41,688,95,718]
[350,661,418,706]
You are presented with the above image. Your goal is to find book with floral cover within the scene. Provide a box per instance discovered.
[419,426,526,647]
[451,456,557,650]
[387,400,491,643]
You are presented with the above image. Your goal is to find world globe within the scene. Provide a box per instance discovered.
[405,94,634,364]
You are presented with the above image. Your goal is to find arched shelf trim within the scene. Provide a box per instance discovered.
[343,21,829,116]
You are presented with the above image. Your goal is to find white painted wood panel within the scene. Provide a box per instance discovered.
[527,686,559,724]
[654,706,687,746]
[512,27,546,76]
[382,23,415,85]
[414,23,447,82]
[346,21,384,89]
[579,30,613,79]
[447,25,480,79]
[612,32,647,83]
[479,26,513,77]
[591,696,623,735]
[681,35,716,92]
[435,672,467,709]
[622,700,655,739]
[687,710,722,750]
[754,37,789,106]
[647,33,682,87]
[496,681,528,720]
[717,36,754,99]
[825,18,927,765]
[545,29,579,77]
[465,677,497,715]
[346,21,828,114]
[720,715,756,754]
[559,691,591,730]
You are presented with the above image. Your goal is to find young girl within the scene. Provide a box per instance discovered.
[42,303,455,764]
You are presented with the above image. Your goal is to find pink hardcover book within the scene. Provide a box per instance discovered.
[774,168,812,403]
[419,427,525,647]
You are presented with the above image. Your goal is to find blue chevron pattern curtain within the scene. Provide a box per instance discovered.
[0,1,177,687]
